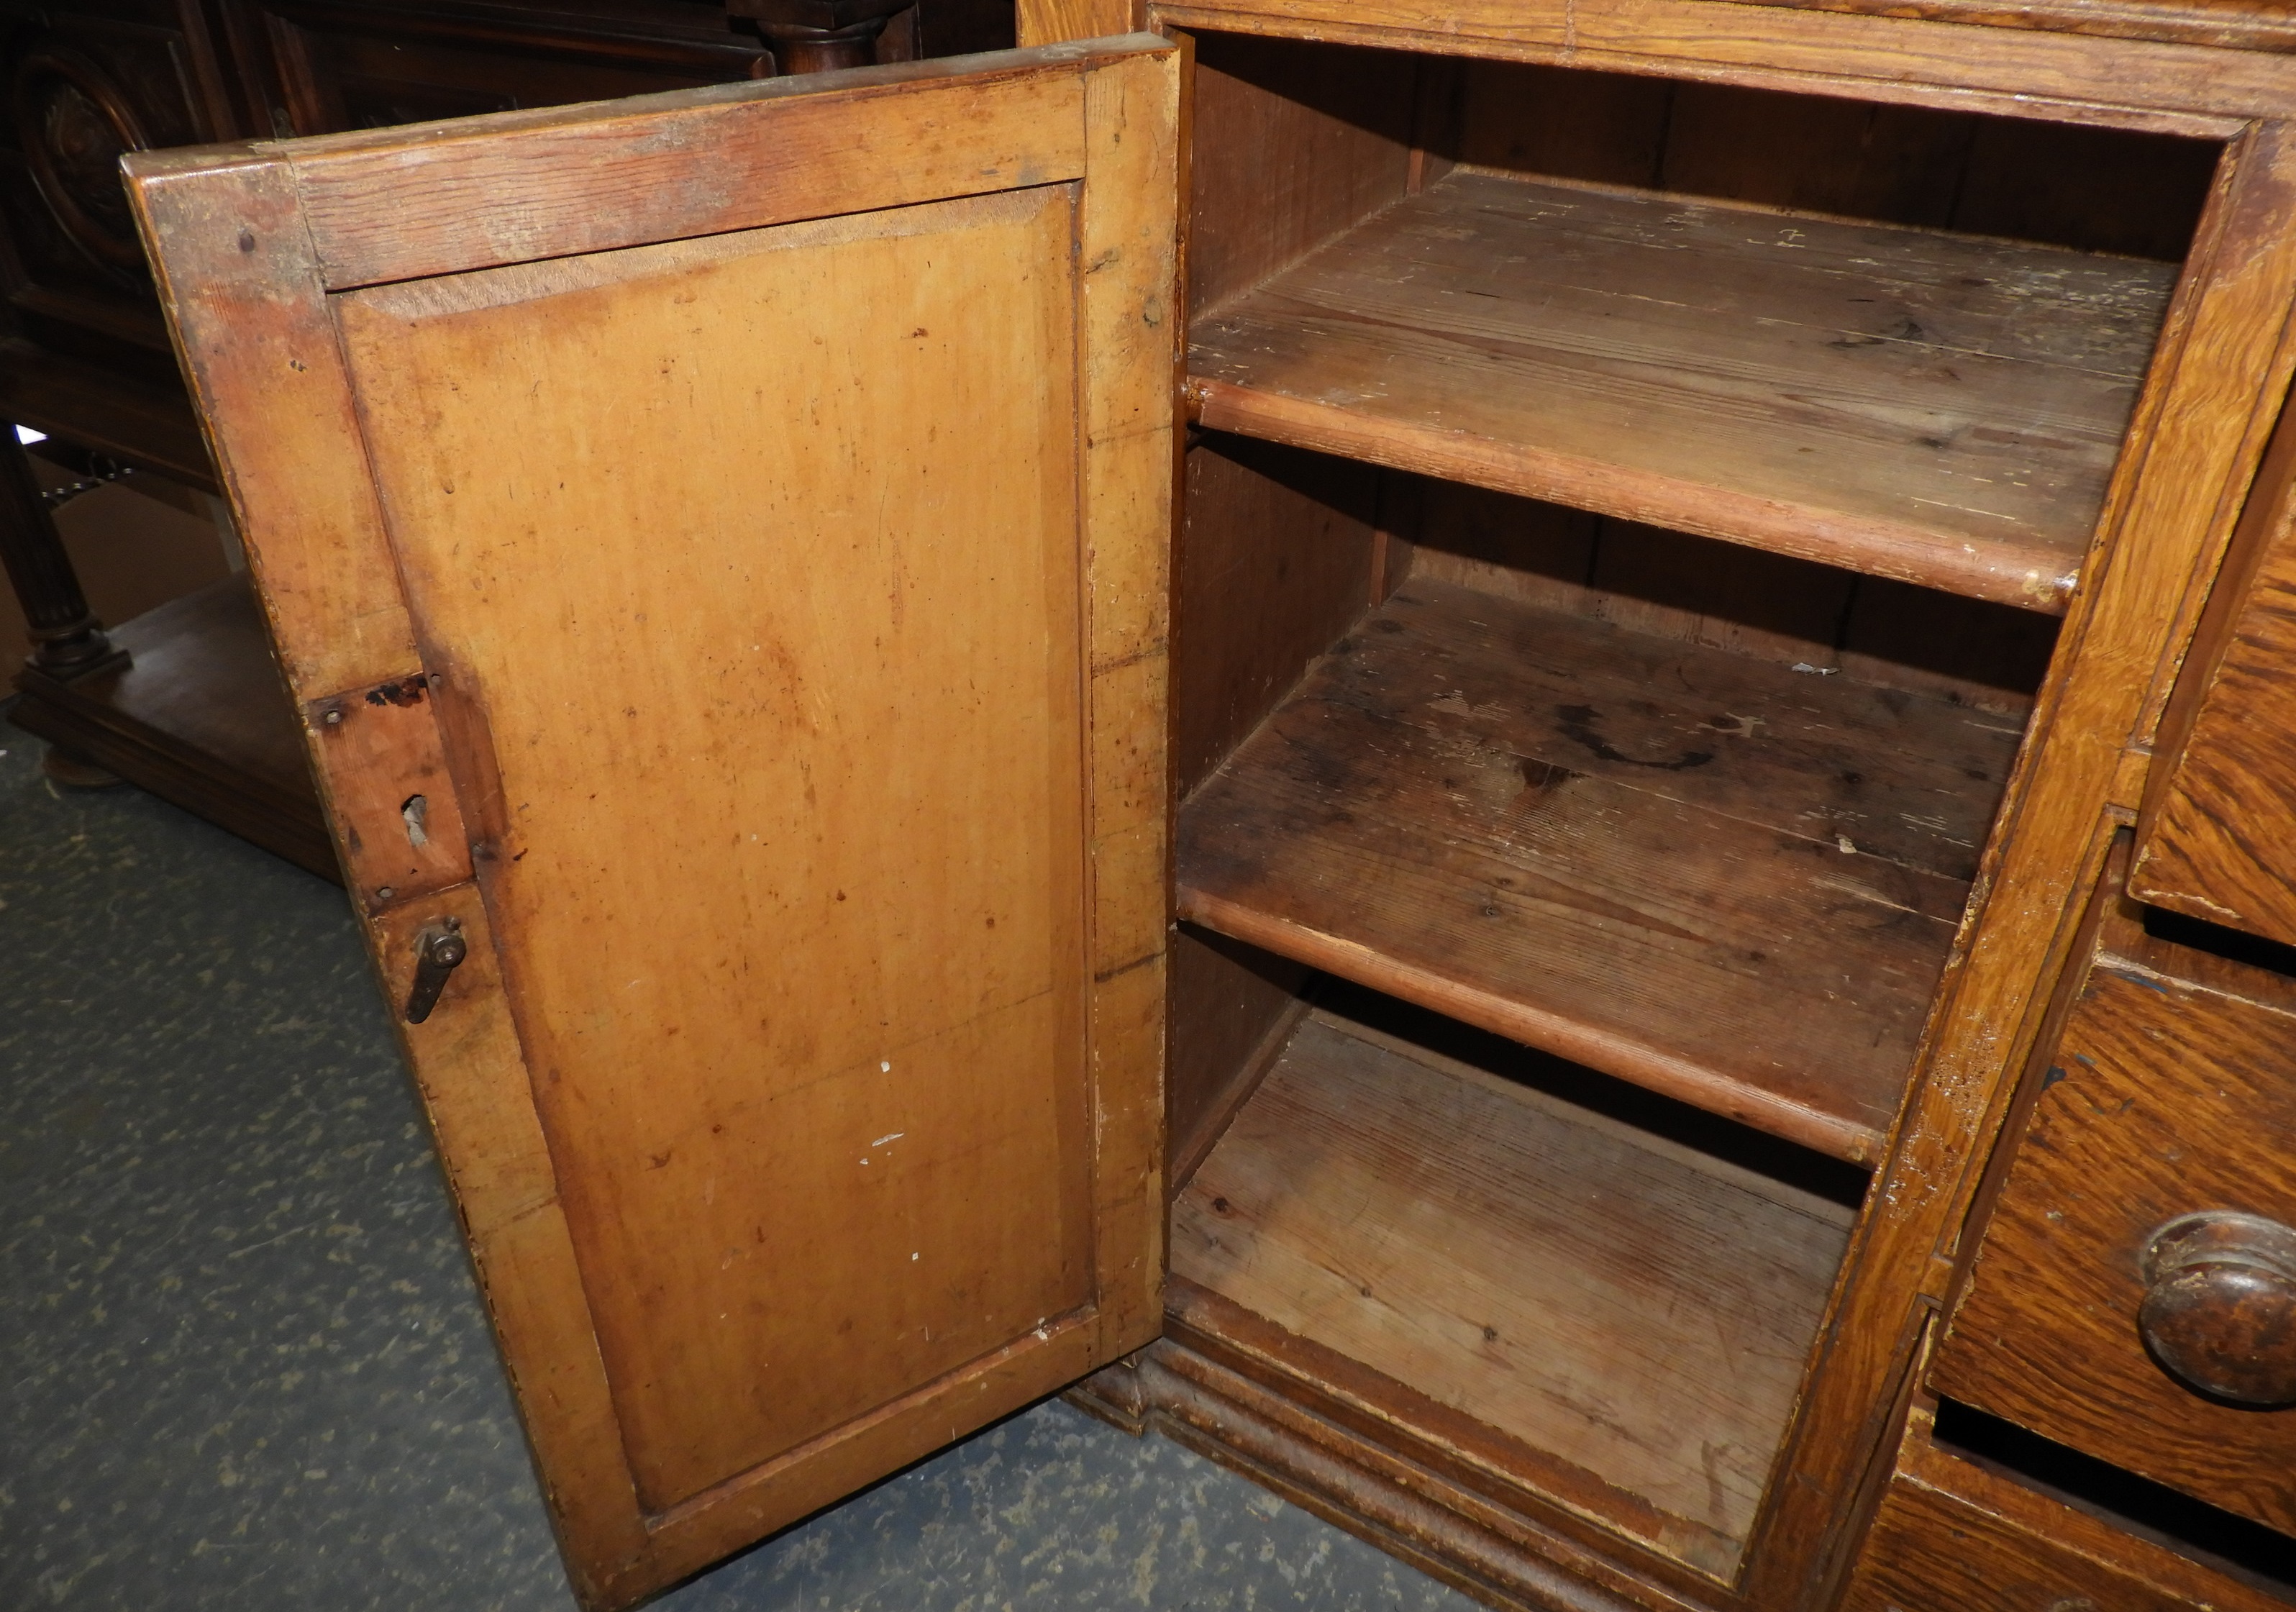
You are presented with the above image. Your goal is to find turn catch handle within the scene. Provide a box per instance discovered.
[404,919,468,1024]
[2138,1211,2296,1407]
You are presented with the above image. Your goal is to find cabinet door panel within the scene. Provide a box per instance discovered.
[124,39,1177,1608]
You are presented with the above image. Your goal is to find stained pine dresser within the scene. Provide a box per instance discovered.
[117,0,2296,1606]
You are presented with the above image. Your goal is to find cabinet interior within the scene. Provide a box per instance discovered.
[1165,29,2222,1586]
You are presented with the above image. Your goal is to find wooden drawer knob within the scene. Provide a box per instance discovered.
[2138,1212,2296,1406]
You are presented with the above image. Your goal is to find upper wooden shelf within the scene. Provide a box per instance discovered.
[1175,578,2026,1164]
[1187,171,2179,615]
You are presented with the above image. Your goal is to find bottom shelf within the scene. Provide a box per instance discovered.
[1170,1001,1857,1579]
[7,573,333,878]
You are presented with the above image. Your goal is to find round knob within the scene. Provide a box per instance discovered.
[2138,1212,2296,1407]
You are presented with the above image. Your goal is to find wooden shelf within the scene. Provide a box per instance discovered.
[1188,171,2178,614]
[1175,578,2025,1163]
[1171,1007,1857,1578]
[8,574,334,879]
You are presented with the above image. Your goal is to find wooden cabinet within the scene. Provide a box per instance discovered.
[122,1,2296,1608]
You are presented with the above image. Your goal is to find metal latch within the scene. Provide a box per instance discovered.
[404,919,468,1024]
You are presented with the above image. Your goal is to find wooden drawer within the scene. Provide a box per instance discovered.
[1842,1404,2286,1612]
[1933,901,2296,1536]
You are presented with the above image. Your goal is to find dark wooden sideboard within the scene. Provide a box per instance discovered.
[0,0,1009,875]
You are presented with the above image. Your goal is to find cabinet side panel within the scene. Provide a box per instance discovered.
[1186,32,1415,319]
[335,187,1098,1514]
[1175,437,1378,794]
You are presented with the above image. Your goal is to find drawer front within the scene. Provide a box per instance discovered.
[1933,949,2296,1535]
[2131,401,2296,951]
[1843,1414,2280,1612]
[1849,1470,2221,1612]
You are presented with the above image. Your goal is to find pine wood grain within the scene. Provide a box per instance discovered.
[130,40,1178,1608]
[1177,577,2021,1162]
[1173,1010,1854,1575]
[1406,478,2059,711]
[1933,937,2296,1536]
[1190,170,2175,612]
[337,185,1100,1515]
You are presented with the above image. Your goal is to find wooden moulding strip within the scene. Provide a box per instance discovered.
[1148,0,2287,128]
[1190,381,2080,616]
[1133,1340,1710,1612]
[1165,1278,1747,1580]
[1174,887,1882,1165]
[125,39,1172,296]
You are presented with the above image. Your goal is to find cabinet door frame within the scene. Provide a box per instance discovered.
[122,39,1177,1608]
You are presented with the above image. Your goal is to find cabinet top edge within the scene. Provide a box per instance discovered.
[120,35,1176,186]
[1725,0,2296,58]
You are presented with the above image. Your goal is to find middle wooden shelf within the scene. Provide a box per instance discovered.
[1175,573,2027,1165]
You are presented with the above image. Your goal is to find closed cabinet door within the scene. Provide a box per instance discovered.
[123,40,1177,1608]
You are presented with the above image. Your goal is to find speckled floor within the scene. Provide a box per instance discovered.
[0,725,1476,1611]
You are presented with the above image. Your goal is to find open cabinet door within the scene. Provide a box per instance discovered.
[122,38,1177,1609]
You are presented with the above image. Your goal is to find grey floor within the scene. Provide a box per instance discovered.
[0,725,1477,1610]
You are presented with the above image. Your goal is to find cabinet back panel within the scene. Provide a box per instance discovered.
[1453,59,2216,262]
[1407,480,2058,717]
[334,187,1096,1513]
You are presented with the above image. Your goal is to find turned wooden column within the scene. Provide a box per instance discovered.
[0,429,122,680]
[726,0,917,73]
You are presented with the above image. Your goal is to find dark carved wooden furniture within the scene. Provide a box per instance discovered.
[123,1,2296,1608]
[0,0,1007,876]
